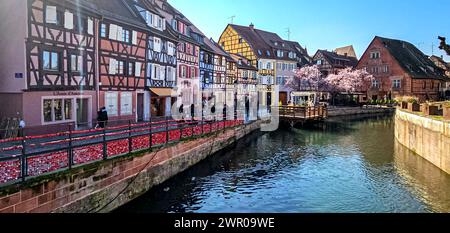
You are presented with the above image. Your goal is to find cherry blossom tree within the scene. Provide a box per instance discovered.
[324,68,374,105]
[325,67,373,93]
[286,65,324,91]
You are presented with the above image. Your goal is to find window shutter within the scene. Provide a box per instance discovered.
[87,18,94,35]
[116,26,123,41]
[132,31,138,45]
[162,19,166,30]
[109,58,117,74]
[109,24,117,40]
[64,11,74,29]
[135,62,142,77]
[46,6,57,24]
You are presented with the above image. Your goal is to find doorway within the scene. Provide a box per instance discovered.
[279,92,288,105]
[76,98,89,129]
[137,93,144,122]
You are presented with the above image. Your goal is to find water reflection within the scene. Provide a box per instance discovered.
[116,113,450,213]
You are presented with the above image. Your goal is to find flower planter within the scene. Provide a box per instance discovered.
[401,102,408,109]
[407,102,420,112]
[444,107,450,120]
[423,104,441,116]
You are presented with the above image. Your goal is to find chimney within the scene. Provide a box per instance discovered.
[441,55,444,59]
[249,23,255,30]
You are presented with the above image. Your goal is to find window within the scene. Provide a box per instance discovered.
[43,50,59,71]
[383,65,389,73]
[64,11,74,30]
[370,52,380,59]
[120,92,133,116]
[277,50,284,58]
[422,81,427,89]
[172,19,178,31]
[128,62,135,76]
[266,62,271,70]
[122,29,130,43]
[117,61,125,75]
[100,23,107,38]
[258,50,262,56]
[154,37,161,52]
[239,38,243,44]
[372,80,380,88]
[316,60,322,65]
[45,6,61,25]
[105,92,118,116]
[181,66,187,78]
[43,98,73,123]
[266,51,271,56]
[190,67,196,78]
[70,54,83,72]
[168,42,175,56]
[392,80,401,89]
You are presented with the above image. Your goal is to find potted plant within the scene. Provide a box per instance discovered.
[423,103,441,116]
[444,102,450,120]
[407,98,420,112]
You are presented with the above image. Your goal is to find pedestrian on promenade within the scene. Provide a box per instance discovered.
[96,107,108,129]
[18,118,25,137]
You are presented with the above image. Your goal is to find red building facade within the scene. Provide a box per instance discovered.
[357,36,445,101]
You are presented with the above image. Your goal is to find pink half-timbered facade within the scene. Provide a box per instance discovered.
[0,0,99,129]
[92,0,149,122]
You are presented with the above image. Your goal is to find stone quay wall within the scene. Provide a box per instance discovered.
[395,109,450,174]
[328,106,395,117]
[0,121,262,213]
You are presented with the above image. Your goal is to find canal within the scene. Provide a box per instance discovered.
[116,114,450,213]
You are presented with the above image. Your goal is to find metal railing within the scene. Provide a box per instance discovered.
[0,115,245,187]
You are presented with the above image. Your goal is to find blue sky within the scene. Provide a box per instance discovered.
[170,0,450,60]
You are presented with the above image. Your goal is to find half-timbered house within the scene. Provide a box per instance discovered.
[0,0,99,128]
[87,0,148,123]
[129,0,178,119]
[313,49,358,76]
[150,0,201,115]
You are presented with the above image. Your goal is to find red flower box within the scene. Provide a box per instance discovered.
[182,127,193,139]
[152,132,167,146]
[169,130,181,142]
[132,136,150,151]
[211,123,218,132]
[73,144,103,165]
[0,159,20,184]
[203,124,211,134]
[218,121,225,130]
[193,126,202,136]
[107,139,129,157]
[27,151,69,177]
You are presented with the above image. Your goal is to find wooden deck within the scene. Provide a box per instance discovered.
[277,106,328,126]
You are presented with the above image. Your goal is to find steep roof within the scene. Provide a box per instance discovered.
[84,0,147,28]
[316,50,359,68]
[124,0,178,41]
[430,55,450,70]
[284,40,312,65]
[334,45,357,58]
[376,36,446,79]
[228,24,275,59]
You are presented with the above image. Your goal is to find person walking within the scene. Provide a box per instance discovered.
[18,118,25,137]
[96,107,108,128]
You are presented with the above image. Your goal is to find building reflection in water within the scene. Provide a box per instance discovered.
[393,141,450,213]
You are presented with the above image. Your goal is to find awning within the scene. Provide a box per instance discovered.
[150,88,177,97]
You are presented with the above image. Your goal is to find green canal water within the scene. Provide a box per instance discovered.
[116,114,450,213]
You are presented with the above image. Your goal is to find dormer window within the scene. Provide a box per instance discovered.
[266,51,270,56]
[274,42,278,46]
[258,50,262,55]
[239,37,243,44]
